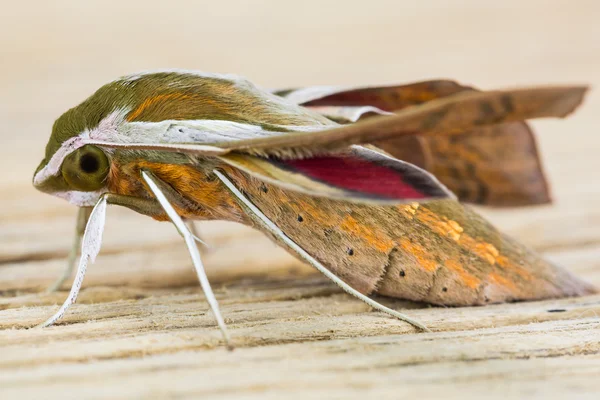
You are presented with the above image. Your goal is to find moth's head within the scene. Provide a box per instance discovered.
[32,72,136,206]
[33,106,112,206]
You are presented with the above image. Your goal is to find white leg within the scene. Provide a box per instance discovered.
[141,171,232,349]
[38,196,108,328]
[213,169,430,332]
[186,220,212,250]
[46,207,92,293]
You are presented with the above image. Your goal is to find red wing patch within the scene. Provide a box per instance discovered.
[276,148,452,201]
[283,156,426,199]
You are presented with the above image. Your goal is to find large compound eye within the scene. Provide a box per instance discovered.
[61,145,109,191]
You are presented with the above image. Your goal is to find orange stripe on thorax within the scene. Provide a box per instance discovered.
[127,93,193,121]
[108,160,243,221]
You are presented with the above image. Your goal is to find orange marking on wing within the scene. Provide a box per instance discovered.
[477,242,499,263]
[398,202,420,219]
[412,206,534,282]
[416,207,533,280]
[399,238,438,272]
[127,93,193,121]
[271,187,395,253]
[290,199,339,227]
[444,259,481,289]
[488,272,518,291]
[416,207,464,241]
[416,206,496,263]
[496,255,533,281]
[447,220,464,237]
[341,215,395,253]
[458,235,497,265]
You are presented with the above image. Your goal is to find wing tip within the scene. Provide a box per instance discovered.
[553,84,590,118]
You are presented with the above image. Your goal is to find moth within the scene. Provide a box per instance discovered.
[33,70,595,348]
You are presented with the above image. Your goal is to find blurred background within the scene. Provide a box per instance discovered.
[1,0,599,288]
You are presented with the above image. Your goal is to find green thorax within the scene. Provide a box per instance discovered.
[43,71,332,163]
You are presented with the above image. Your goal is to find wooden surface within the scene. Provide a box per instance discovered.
[1,1,600,399]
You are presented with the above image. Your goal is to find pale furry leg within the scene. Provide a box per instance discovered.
[46,207,92,293]
[37,196,108,328]
[38,194,163,328]
[141,170,233,350]
[213,169,430,332]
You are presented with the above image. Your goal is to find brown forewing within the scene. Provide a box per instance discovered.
[301,80,475,110]
[374,122,552,206]
[228,86,586,159]
[226,169,595,305]
[293,80,560,206]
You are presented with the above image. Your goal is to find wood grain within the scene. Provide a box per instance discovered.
[1,0,600,399]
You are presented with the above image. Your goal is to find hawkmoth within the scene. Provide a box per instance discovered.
[32,70,595,348]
